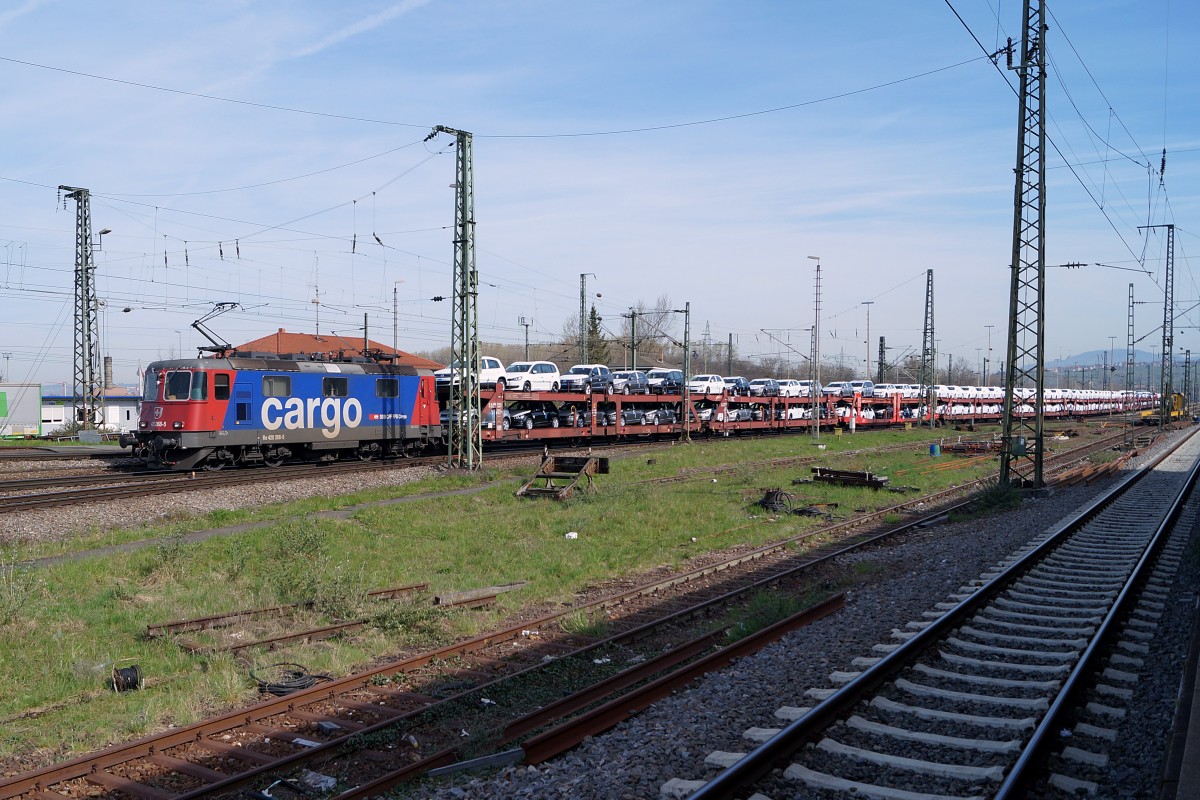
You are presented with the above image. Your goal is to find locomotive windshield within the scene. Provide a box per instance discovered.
[142,370,159,401]
[162,370,208,401]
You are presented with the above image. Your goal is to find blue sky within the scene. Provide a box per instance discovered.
[0,0,1195,389]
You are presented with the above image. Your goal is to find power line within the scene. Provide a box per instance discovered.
[0,52,987,140]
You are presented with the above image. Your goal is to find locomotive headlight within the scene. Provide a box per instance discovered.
[173,421,184,429]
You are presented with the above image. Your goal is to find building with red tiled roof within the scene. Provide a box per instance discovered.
[233,328,443,370]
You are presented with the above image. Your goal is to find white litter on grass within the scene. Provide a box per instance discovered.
[593,657,611,665]
[565,531,579,539]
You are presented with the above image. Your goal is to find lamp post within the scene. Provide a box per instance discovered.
[519,316,532,360]
[174,330,182,358]
[1,352,10,382]
[862,301,874,376]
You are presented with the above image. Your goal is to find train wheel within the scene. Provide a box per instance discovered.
[263,450,285,468]
[202,458,225,471]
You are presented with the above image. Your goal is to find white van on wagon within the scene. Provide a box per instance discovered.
[503,361,561,392]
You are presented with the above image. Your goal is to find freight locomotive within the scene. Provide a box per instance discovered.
[119,353,441,470]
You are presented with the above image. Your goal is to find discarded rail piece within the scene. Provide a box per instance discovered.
[808,466,889,489]
[516,456,609,500]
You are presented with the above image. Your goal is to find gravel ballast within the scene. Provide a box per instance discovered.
[407,430,1200,800]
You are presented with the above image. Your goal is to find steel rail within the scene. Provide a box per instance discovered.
[688,426,1199,800]
[0,430,1132,800]
[994,439,1200,798]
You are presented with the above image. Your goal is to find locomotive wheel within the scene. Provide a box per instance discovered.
[263,451,285,468]
[202,458,225,471]
[358,449,378,462]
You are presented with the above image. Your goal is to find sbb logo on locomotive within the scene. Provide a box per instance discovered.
[261,397,364,438]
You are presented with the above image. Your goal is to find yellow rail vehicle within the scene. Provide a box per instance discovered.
[1138,392,1189,425]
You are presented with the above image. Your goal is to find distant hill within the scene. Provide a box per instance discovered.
[1046,349,1158,369]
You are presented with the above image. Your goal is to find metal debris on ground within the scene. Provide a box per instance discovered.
[795,502,839,517]
[884,485,921,493]
[758,488,796,513]
[810,466,890,489]
[516,456,609,500]
[942,439,1002,454]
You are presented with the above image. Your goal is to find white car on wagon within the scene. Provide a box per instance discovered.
[503,361,561,392]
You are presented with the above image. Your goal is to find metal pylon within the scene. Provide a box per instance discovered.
[61,185,100,429]
[877,336,886,384]
[1125,283,1135,449]
[1140,224,1175,422]
[428,126,481,469]
[999,0,1048,488]
[919,269,935,428]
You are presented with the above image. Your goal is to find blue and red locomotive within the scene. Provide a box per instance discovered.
[121,353,442,470]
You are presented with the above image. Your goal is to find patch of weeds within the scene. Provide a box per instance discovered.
[558,609,609,638]
[369,597,448,647]
[0,555,43,625]
[264,521,331,604]
[852,560,885,577]
[97,583,134,604]
[144,533,190,580]
[882,513,903,525]
[721,589,807,644]
[314,561,369,620]
[223,538,254,581]
[949,482,1022,522]
[1089,448,1122,464]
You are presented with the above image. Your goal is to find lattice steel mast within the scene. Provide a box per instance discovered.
[999,0,1048,487]
[61,186,100,429]
[919,269,935,428]
[426,126,481,469]
[1125,283,1135,450]
[1140,223,1175,422]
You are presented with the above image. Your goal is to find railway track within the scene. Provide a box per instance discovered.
[0,428,1136,799]
[672,426,1200,799]
[0,448,128,462]
[0,458,453,515]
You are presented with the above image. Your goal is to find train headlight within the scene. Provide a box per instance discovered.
[173,421,184,429]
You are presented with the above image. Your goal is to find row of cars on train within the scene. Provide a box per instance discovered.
[123,349,1165,471]
[435,357,825,397]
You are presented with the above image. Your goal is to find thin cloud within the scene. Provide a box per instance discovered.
[290,0,433,59]
[0,0,51,30]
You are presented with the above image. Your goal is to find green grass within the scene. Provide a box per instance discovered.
[0,426,999,765]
